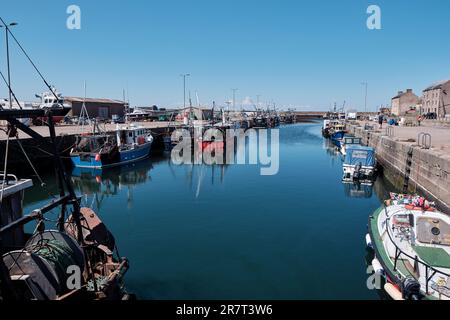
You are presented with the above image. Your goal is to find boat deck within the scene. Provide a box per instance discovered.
[370,205,450,299]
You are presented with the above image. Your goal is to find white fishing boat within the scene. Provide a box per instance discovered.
[367,193,450,300]
[34,87,72,122]
[342,146,376,184]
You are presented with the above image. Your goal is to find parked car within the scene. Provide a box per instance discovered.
[424,112,437,120]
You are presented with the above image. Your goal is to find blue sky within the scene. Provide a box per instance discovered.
[1,0,449,110]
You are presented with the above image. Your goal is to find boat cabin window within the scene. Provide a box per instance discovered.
[352,151,368,159]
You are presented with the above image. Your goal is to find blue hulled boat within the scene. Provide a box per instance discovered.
[342,145,376,184]
[70,124,154,169]
[330,123,346,147]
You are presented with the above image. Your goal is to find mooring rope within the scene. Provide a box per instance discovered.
[16,136,47,188]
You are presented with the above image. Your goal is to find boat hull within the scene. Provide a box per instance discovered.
[368,204,450,300]
[71,142,152,169]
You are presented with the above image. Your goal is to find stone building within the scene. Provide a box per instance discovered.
[422,79,450,118]
[390,89,420,116]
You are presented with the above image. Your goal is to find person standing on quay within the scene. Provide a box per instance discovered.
[378,113,384,129]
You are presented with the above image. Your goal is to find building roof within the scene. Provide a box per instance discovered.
[423,79,450,92]
[65,97,126,104]
[392,89,416,100]
[180,106,213,111]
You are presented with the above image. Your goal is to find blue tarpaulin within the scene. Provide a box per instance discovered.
[344,146,376,167]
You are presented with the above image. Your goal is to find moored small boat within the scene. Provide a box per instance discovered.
[367,193,450,300]
[342,145,376,184]
[340,136,363,155]
[71,124,153,169]
[330,123,346,146]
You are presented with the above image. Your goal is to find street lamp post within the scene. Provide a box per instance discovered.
[232,88,238,110]
[1,22,18,109]
[361,82,368,114]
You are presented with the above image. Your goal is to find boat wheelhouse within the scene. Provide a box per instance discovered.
[367,194,450,300]
[253,115,268,128]
[0,174,33,250]
[342,145,376,184]
[70,124,153,169]
[34,88,72,123]
[322,119,339,138]
[330,123,346,145]
[340,136,363,155]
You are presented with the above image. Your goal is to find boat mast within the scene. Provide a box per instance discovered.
[78,80,90,131]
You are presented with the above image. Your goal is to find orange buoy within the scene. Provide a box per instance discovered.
[384,283,404,301]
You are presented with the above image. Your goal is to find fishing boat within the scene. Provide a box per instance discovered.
[330,123,346,146]
[34,88,72,124]
[0,109,132,301]
[1,88,71,125]
[126,108,152,121]
[366,193,450,300]
[322,119,333,138]
[342,145,376,184]
[70,124,153,169]
[253,115,268,128]
[0,24,132,300]
[339,136,363,155]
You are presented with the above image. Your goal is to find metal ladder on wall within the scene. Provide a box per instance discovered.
[403,146,414,193]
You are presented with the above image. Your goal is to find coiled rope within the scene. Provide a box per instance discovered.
[29,239,79,287]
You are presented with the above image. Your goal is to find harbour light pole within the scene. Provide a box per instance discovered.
[0,22,18,109]
[232,88,238,110]
[361,82,368,114]
[181,74,190,109]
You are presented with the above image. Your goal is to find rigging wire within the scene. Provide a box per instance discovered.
[0,69,22,109]
[0,16,60,102]
[15,136,57,199]
[0,130,11,203]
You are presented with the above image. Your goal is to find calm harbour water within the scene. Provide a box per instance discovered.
[23,122,394,300]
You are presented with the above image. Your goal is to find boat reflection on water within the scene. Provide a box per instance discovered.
[71,159,156,210]
[343,182,373,199]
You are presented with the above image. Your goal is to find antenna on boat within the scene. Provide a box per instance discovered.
[78,81,91,131]
[195,91,200,108]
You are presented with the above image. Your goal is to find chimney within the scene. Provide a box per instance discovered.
[406,89,412,93]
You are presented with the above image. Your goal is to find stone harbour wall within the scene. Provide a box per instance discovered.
[348,123,450,213]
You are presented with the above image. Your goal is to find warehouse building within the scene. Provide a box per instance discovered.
[65,97,127,120]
